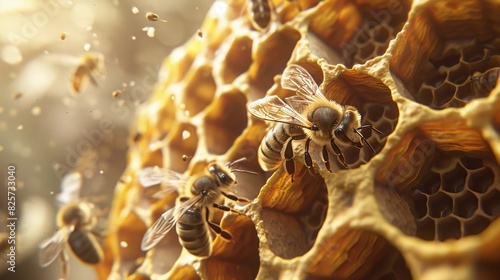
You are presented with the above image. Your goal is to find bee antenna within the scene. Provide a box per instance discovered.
[230,169,258,176]
[227,157,248,168]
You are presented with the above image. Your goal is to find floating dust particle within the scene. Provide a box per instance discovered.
[50,191,54,195]
[60,32,67,40]
[17,124,23,130]
[120,241,128,248]
[100,170,104,174]
[182,155,192,161]
[129,81,136,86]
[112,90,121,97]
[197,29,203,38]
[146,12,159,21]
[182,130,191,140]
[31,106,41,116]
[142,26,155,38]
[131,6,139,14]
[83,43,91,51]
[131,35,136,40]
[11,92,22,100]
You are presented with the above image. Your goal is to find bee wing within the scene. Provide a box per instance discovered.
[248,95,312,128]
[138,166,190,188]
[284,95,310,113]
[56,171,82,205]
[39,226,72,267]
[281,64,328,103]
[141,195,201,251]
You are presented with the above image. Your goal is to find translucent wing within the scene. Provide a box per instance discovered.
[248,95,312,128]
[284,95,310,113]
[56,171,82,205]
[281,64,328,103]
[39,226,72,267]
[141,195,202,251]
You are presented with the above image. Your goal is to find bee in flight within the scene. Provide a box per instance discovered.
[139,158,254,257]
[70,52,105,95]
[248,64,382,180]
[470,67,500,98]
[39,171,104,280]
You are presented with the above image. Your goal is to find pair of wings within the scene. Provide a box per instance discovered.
[138,166,204,251]
[248,64,329,128]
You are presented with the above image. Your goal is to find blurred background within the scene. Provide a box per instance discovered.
[0,0,213,279]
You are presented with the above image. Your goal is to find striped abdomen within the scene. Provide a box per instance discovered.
[67,230,103,264]
[258,123,304,171]
[176,207,211,258]
[248,0,271,31]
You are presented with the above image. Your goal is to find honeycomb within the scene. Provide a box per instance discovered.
[99,0,500,279]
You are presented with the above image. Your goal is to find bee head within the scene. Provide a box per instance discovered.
[208,163,236,187]
[334,106,363,147]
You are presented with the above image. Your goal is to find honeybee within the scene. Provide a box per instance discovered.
[470,67,500,97]
[140,159,253,257]
[247,0,272,31]
[70,52,105,95]
[39,171,103,279]
[248,64,382,180]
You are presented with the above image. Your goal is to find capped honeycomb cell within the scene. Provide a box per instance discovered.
[390,0,500,109]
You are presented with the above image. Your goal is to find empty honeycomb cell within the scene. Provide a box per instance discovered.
[436,216,462,241]
[261,166,327,258]
[415,217,436,241]
[468,167,495,194]
[164,41,200,85]
[460,156,484,170]
[390,0,500,109]
[206,215,260,279]
[166,122,198,173]
[248,27,301,92]
[428,192,453,219]
[413,192,428,220]
[441,163,467,193]
[182,64,216,116]
[220,36,253,84]
[463,215,492,236]
[481,189,500,217]
[433,82,456,107]
[203,90,248,155]
[306,229,400,279]
[418,172,441,195]
[454,191,479,219]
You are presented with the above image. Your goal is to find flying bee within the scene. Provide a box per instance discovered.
[70,52,105,95]
[39,171,104,280]
[247,0,272,31]
[248,64,382,180]
[140,159,254,257]
[470,67,500,97]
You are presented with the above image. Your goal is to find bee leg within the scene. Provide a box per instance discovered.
[205,207,232,240]
[303,138,314,175]
[59,249,69,280]
[212,203,244,215]
[221,191,251,203]
[283,138,295,182]
[330,140,348,168]
[322,146,332,172]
